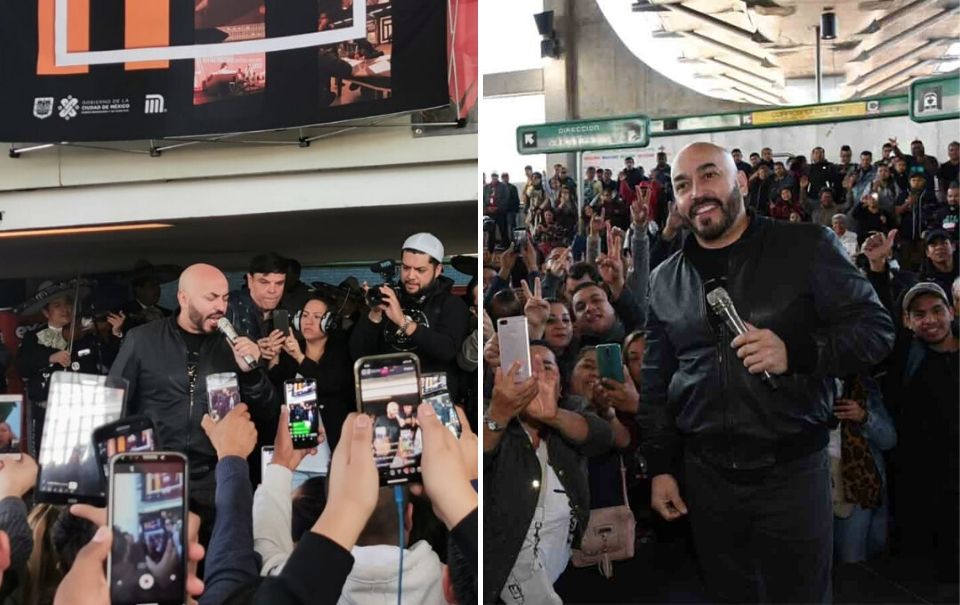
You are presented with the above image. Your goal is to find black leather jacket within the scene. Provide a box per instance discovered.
[640,213,895,474]
[109,316,276,487]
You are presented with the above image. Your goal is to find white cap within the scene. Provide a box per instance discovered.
[402,232,444,263]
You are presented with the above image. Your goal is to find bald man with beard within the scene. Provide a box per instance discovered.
[638,143,894,603]
[110,263,276,547]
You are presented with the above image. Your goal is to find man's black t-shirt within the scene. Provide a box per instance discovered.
[178,326,205,361]
[937,161,958,192]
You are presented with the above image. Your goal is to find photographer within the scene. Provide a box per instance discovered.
[349,233,470,399]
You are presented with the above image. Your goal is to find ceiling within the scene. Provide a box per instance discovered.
[600,0,960,105]
[0,201,477,280]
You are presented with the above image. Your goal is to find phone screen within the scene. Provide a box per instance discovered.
[355,354,421,485]
[420,373,461,438]
[95,420,157,479]
[0,395,25,457]
[206,372,240,422]
[38,373,125,505]
[109,454,187,605]
[285,379,320,449]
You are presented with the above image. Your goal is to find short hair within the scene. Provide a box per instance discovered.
[820,187,834,197]
[949,180,959,190]
[571,281,608,301]
[840,145,852,152]
[291,477,327,542]
[774,161,785,168]
[623,330,646,362]
[587,166,596,172]
[568,262,602,284]
[831,213,846,223]
[882,142,893,149]
[625,156,634,161]
[761,147,772,153]
[749,152,760,159]
[402,248,440,267]
[732,148,742,154]
[524,164,533,170]
[356,486,410,547]
[861,150,872,158]
[248,252,287,275]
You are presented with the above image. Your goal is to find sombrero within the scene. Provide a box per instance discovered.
[15,278,95,316]
[123,260,183,286]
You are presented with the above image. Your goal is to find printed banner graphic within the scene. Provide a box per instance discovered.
[0,0,448,141]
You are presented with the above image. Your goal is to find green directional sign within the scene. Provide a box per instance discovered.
[516,115,650,155]
[910,73,959,123]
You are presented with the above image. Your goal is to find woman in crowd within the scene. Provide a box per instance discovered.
[271,295,354,449]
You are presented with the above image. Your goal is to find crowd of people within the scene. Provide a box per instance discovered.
[483,137,958,603]
[0,231,479,604]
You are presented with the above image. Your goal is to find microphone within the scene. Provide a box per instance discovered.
[217,317,258,369]
[705,287,778,390]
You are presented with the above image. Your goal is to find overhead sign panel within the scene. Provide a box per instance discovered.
[516,115,650,154]
[910,73,959,123]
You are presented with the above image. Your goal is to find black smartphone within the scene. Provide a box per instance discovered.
[108,452,188,605]
[513,228,528,249]
[93,415,158,484]
[596,343,625,383]
[273,310,290,336]
[285,378,320,449]
[0,395,25,457]
[354,353,422,486]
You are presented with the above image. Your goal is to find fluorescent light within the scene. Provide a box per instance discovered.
[946,42,960,57]
[938,59,960,72]
[0,223,173,239]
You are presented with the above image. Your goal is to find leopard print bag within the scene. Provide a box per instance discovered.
[840,378,883,509]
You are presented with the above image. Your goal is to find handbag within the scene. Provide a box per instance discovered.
[570,455,636,578]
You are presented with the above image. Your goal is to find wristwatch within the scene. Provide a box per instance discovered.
[484,413,506,432]
[396,315,413,338]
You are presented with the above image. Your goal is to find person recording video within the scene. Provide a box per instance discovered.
[348,233,471,401]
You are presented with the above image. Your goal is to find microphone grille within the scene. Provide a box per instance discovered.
[216,317,231,332]
[705,286,731,310]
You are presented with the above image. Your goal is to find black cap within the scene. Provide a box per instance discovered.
[924,228,950,246]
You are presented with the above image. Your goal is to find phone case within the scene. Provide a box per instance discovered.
[596,344,625,383]
[497,317,531,381]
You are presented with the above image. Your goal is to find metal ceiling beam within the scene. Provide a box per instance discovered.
[681,30,778,68]
[850,6,959,61]
[705,56,783,86]
[852,58,939,96]
[730,86,778,105]
[858,0,935,34]
[659,2,774,44]
[717,73,789,104]
[849,38,951,85]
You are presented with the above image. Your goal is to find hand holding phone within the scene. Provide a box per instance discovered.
[285,379,321,450]
[497,317,531,383]
[272,310,290,337]
[596,343,626,383]
[312,414,378,551]
[416,403,477,530]
[201,404,257,460]
[206,373,240,422]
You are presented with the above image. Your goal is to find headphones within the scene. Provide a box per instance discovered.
[293,288,350,335]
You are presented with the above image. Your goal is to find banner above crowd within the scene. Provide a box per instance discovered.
[0,0,449,142]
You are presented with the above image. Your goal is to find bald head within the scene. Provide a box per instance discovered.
[177,263,229,334]
[671,142,748,248]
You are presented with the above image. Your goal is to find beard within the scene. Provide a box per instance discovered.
[186,301,222,333]
[680,185,743,241]
[404,273,436,296]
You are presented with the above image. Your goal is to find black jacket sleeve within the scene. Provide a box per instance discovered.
[108,329,142,415]
[252,532,354,605]
[638,286,682,477]
[805,229,896,376]
[407,296,470,364]
[450,508,478,581]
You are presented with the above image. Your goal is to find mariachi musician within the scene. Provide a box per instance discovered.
[16,279,125,455]
[119,260,180,332]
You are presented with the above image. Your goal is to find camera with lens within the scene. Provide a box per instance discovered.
[366,259,402,307]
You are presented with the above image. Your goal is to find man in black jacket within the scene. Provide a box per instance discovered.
[349,232,470,400]
[109,263,274,547]
[639,142,895,603]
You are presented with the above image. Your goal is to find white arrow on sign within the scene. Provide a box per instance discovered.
[523,132,536,146]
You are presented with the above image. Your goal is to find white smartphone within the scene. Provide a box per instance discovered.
[497,316,531,382]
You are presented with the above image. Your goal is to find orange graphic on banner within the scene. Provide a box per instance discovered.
[124,0,170,70]
[37,0,90,75]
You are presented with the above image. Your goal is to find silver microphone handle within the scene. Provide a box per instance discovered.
[719,303,778,390]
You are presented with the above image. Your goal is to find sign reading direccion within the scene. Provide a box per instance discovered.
[517,115,650,154]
